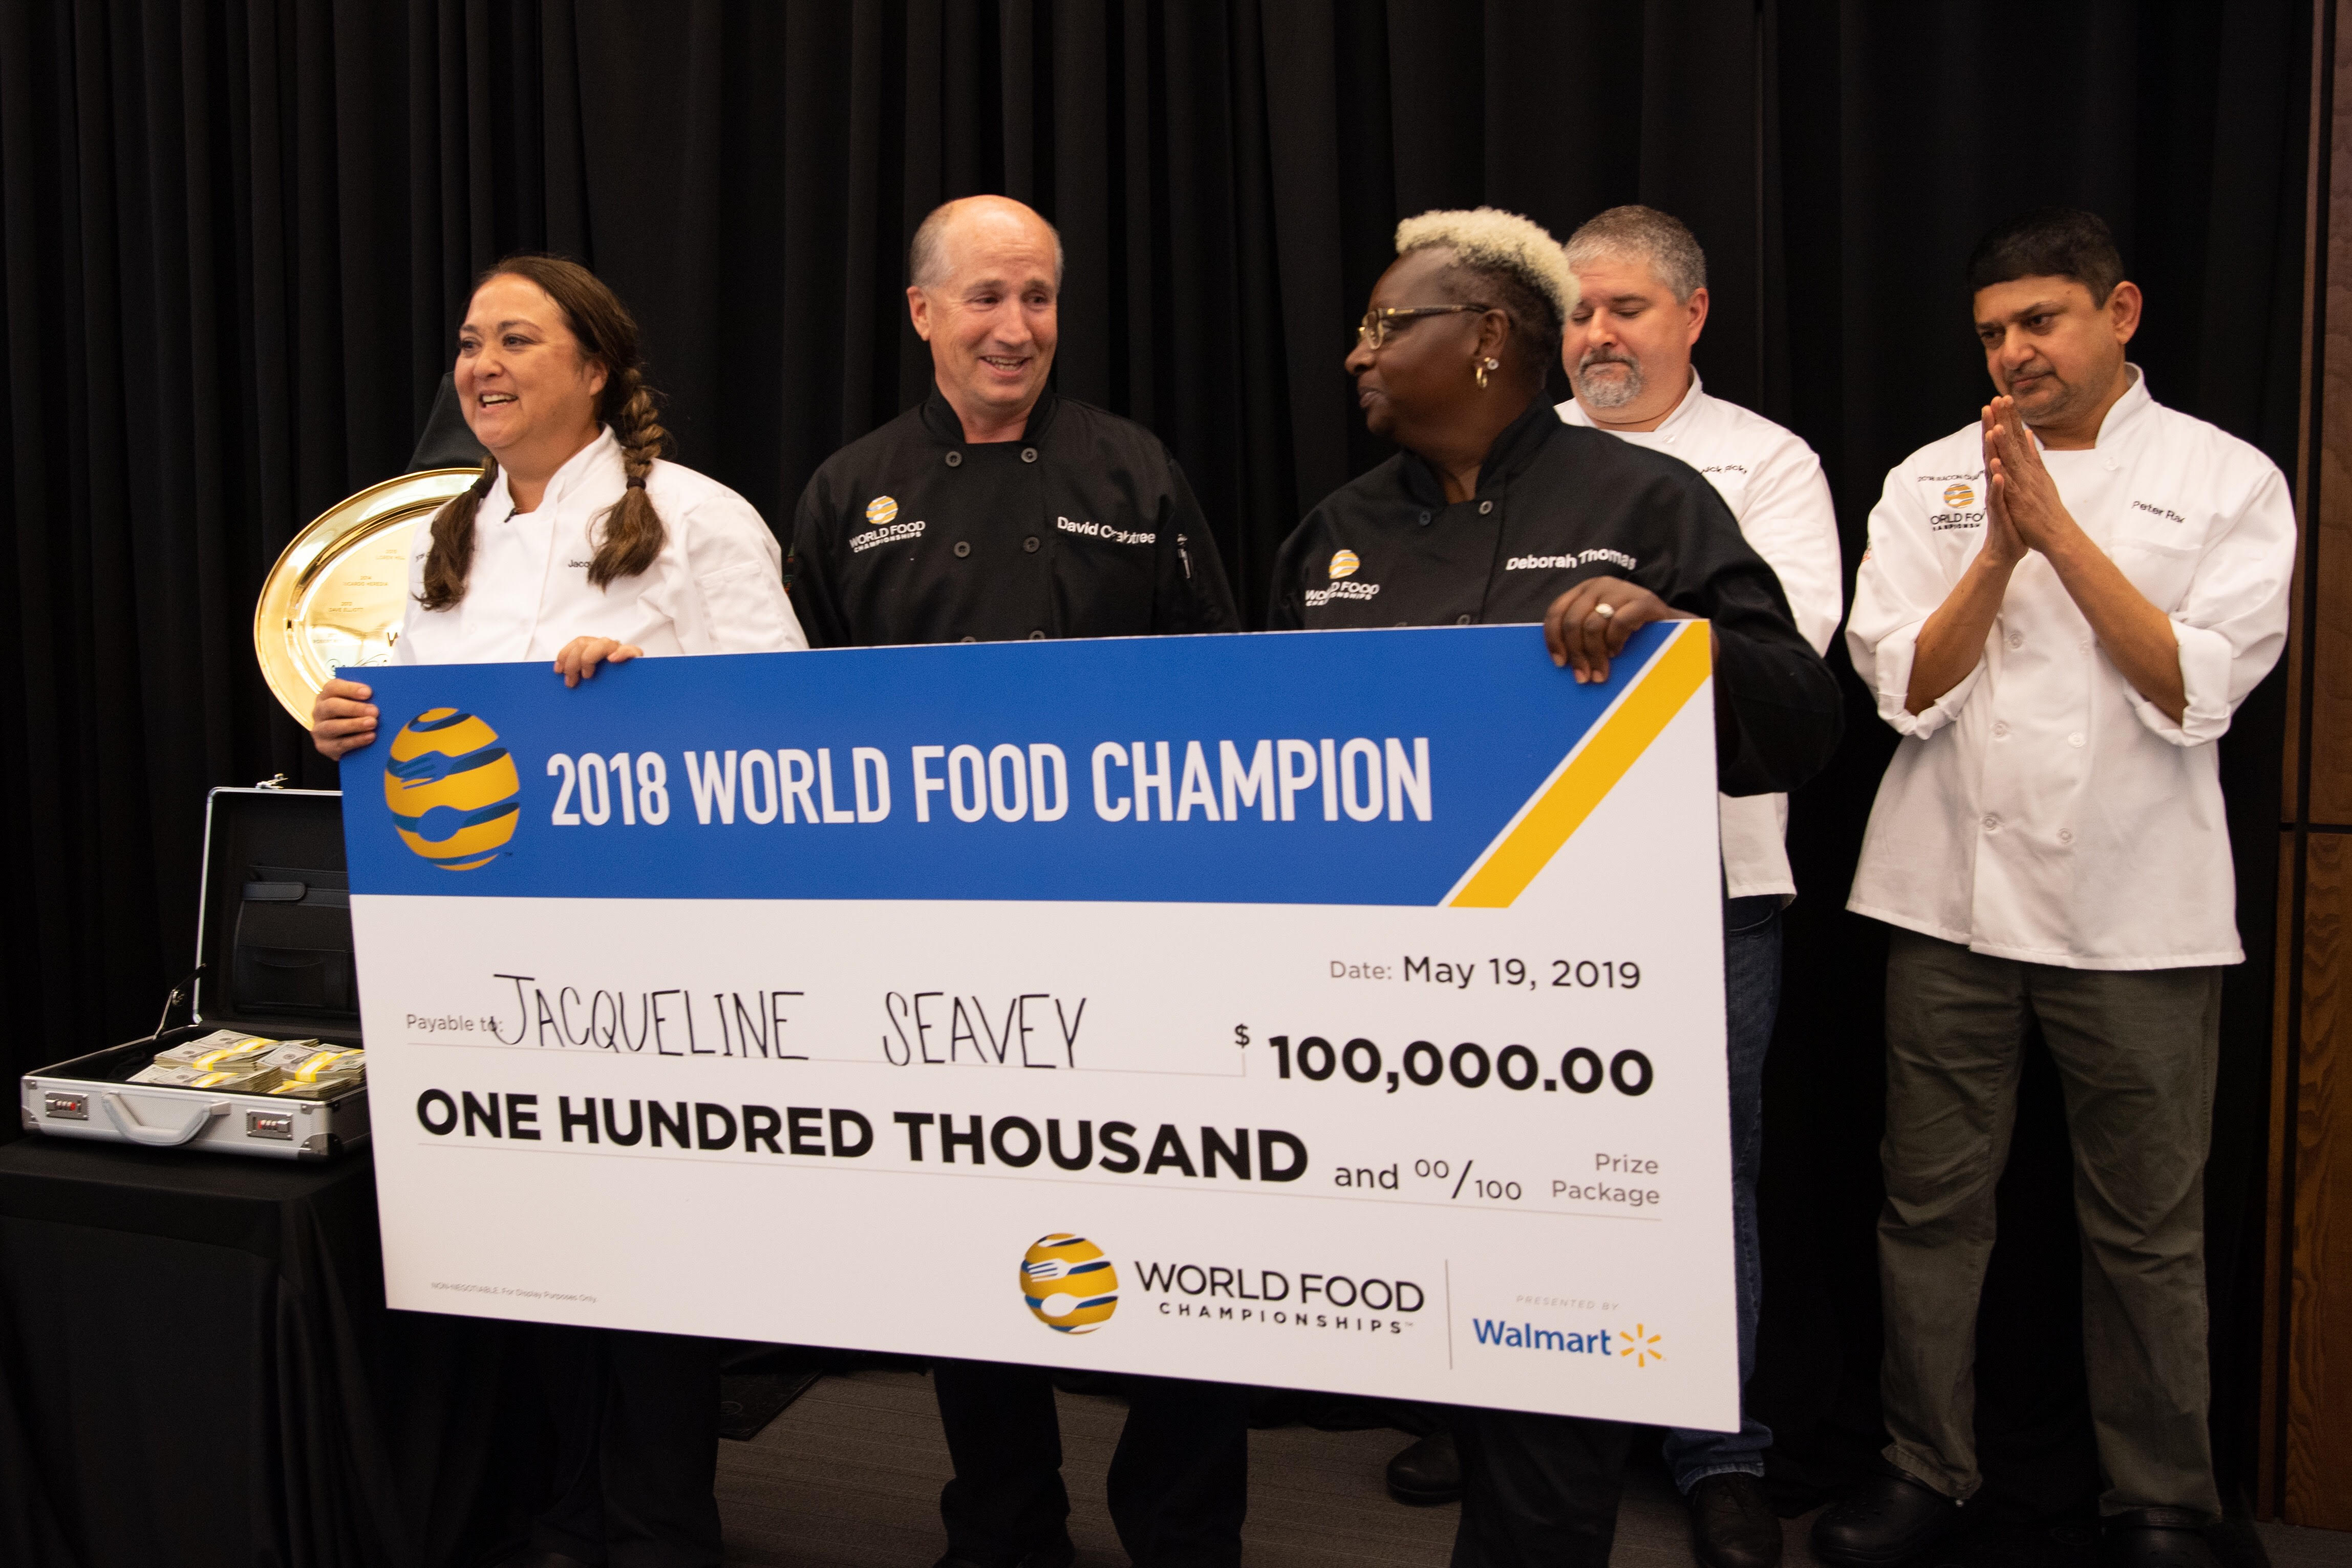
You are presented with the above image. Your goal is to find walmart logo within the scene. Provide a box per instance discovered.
[384,708,521,871]
[1469,1316,1664,1366]
[1021,1234,1119,1334]
[1471,1318,1614,1356]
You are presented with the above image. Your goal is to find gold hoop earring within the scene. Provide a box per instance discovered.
[1476,356,1499,390]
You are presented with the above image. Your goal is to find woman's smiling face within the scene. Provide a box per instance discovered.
[1344,248,1492,452]
[454,273,608,461]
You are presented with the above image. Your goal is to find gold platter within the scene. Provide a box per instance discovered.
[253,467,478,726]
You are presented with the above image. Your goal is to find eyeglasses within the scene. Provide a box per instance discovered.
[1356,304,1494,351]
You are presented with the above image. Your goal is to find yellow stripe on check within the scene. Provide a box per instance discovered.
[1445,622,1713,909]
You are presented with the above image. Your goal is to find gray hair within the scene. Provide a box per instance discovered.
[1563,205,1707,302]
[909,196,1065,291]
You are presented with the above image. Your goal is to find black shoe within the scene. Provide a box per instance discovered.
[501,1554,593,1568]
[1689,1472,1783,1568]
[1810,1468,1962,1566]
[1385,1428,1461,1505]
[932,1541,1076,1568]
[2102,1509,2221,1568]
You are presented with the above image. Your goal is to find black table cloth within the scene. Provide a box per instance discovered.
[0,1132,545,1568]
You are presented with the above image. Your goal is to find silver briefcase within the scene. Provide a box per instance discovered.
[18,783,369,1161]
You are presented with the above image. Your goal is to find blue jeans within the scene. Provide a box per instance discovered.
[1662,894,1780,1493]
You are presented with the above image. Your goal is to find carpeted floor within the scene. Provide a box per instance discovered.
[715,1367,1785,1566]
[712,1368,2352,1567]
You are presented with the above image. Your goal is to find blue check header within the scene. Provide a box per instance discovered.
[340,624,1678,906]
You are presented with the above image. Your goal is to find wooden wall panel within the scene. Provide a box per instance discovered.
[2286,834,2352,1526]
[2269,0,2352,1527]
[2262,831,2295,1501]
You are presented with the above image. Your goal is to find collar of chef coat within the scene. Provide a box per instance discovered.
[481,424,624,520]
[2028,362,2153,454]
[1555,366,1712,439]
[1395,395,1558,508]
[918,381,1063,450]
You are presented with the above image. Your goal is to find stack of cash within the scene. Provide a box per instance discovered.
[126,1030,352,1094]
[263,1046,365,1100]
[153,1031,312,1070]
[130,1031,279,1090]
[127,1061,282,1090]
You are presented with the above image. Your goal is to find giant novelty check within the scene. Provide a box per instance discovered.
[343,621,1736,1428]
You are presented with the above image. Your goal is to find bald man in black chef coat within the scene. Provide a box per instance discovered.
[789,196,1235,649]
[787,196,1244,1568]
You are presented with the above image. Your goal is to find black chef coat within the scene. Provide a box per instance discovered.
[1268,398,1840,798]
[788,385,1239,646]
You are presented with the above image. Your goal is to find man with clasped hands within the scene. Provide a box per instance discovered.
[1815,209,2294,1568]
[788,195,1243,1568]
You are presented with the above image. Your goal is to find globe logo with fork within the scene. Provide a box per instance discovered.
[1020,1234,1119,1334]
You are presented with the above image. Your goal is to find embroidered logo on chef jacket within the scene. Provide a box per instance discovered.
[851,493,926,553]
[2130,500,2189,525]
[1305,562,1382,606]
[1920,471,1985,532]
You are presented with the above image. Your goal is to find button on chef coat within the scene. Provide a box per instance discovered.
[390,426,805,663]
[787,386,1239,646]
[1268,397,1842,800]
[1559,371,1844,899]
[1845,368,2294,968]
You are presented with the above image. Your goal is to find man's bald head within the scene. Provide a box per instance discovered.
[904,195,1064,442]
[909,195,1064,291]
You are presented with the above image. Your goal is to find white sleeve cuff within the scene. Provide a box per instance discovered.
[2127,619,2233,746]
[1872,620,1981,740]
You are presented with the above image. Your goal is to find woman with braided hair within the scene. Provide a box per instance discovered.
[310,257,792,1568]
[311,253,803,760]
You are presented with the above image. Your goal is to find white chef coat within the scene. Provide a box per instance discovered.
[392,426,806,663]
[1559,371,1845,899]
[1845,368,2293,969]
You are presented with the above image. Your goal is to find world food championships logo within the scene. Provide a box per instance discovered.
[853,493,925,554]
[1021,1233,1120,1334]
[384,708,522,871]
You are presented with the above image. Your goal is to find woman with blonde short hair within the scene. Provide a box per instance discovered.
[1270,209,1840,1568]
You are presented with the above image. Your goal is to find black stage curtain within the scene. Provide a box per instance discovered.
[0,0,2310,1521]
